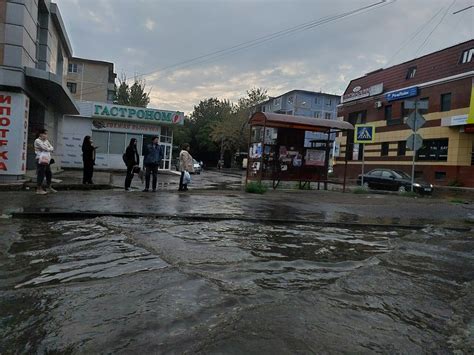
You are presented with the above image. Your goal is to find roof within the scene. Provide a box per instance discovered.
[249,112,353,132]
[71,57,115,68]
[342,39,474,98]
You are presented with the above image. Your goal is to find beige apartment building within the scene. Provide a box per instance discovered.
[65,57,116,103]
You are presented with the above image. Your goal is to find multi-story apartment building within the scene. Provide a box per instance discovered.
[257,90,341,147]
[336,40,474,186]
[65,57,116,103]
[0,0,78,181]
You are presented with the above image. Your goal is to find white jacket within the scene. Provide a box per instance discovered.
[34,138,54,159]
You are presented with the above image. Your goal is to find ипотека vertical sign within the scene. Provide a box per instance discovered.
[0,92,30,175]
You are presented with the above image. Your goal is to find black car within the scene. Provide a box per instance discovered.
[357,169,433,194]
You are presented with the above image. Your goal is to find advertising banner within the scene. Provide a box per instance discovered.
[468,78,474,124]
[0,92,29,175]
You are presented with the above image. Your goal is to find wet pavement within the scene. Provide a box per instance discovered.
[0,217,473,353]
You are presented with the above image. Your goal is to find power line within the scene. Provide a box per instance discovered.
[414,0,457,58]
[385,6,444,67]
[128,0,394,82]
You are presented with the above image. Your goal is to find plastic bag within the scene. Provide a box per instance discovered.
[184,171,191,184]
[38,152,51,165]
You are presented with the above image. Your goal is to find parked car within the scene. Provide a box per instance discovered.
[192,159,202,174]
[357,169,433,194]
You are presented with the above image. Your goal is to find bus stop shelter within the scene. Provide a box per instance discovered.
[246,112,354,191]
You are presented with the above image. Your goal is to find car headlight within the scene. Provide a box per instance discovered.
[430,184,433,188]
[413,183,421,187]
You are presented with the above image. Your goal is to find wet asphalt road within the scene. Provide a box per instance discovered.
[0,216,473,354]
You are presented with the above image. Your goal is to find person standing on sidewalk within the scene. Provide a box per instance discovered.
[34,128,56,195]
[124,138,140,191]
[82,135,96,184]
[179,143,194,191]
[142,136,163,192]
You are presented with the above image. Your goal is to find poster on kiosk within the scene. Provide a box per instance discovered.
[0,92,29,176]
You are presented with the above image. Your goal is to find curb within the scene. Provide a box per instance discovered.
[10,211,472,232]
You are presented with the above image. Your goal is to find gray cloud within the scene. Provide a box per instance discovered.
[57,0,473,113]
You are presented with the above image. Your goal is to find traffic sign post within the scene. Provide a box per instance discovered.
[405,102,426,192]
[354,124,375,188]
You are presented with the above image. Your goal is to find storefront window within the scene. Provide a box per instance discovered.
[109,132,126,155]
[92,131,108,154]
[161,127,172,143]
[417,139,448,161]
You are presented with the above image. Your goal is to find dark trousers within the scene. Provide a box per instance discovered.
[145,164,158,190]
[179,171,188,191]
[37,163,52,188]
[125,166,135,189]
[83,161,94,184]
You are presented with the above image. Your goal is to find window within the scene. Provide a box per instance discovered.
[460,48,474,64]
[109,132,126,154]
[441,93,451,112]
[324,112,332,120]
[397,141,406,156]
[314,97,319,104]
[381,170,393,178]
[401,101,410,118]
[66,82,77,94]
[381,142,389,156]
[261,105,266,112]
[92,131,108,154]
[68,63,78,73]
[313,111,321,118]
[273,98,281,106]
[326,98,332,106]
[384,105,392,121]
[417,139,448,161]
[161,126,172,143]
[287,96,294,105]
[406,66,417,79]
[419,97,429,114]
[368,170,382,177]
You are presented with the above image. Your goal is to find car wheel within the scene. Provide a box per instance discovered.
[363,182,369,189]
[398,185,407,193]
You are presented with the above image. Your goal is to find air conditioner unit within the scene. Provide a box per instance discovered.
[374,101,383,109]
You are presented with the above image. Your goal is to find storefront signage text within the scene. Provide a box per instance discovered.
[342,83,383,103]
[92,103,184,125]
[0,92,29,175]
[92,119,161,134]
[385,87,418,101]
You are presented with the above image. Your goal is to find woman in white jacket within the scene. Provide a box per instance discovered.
[178,143,194,191]
[34,128,56,195]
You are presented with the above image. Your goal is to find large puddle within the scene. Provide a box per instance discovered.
[0,218,472,353]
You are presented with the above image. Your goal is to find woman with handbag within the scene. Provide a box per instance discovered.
[34,128,56,195]
[82,135,96,184]
[124,138,140,191]
[178,143,194,191]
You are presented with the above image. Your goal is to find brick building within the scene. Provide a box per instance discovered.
[335,40,474,187]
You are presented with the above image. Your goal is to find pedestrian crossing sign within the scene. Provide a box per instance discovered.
[354,124,375,143]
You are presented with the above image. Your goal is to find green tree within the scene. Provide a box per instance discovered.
[188,98,233,161]
[210,88,268,161]
[116,75,151,108]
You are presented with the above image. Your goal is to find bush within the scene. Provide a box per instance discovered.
[447,179,464,187]
[353,187,368,194]
[245,182,267,194]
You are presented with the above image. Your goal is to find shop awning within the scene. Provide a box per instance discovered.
[249,112,354,132]
[24,67,79,114]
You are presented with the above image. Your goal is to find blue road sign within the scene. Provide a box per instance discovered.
[354,124,375,143]
[385,87,418,101]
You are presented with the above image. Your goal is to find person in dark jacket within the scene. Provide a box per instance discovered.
[142,136,164,192]
[124,138,140,191]
[82,135,96,184]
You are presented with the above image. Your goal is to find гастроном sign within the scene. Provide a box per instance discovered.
[92,103,184,125]
[385,87,418,101]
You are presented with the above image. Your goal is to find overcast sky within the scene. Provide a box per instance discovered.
[56,0,473,113]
